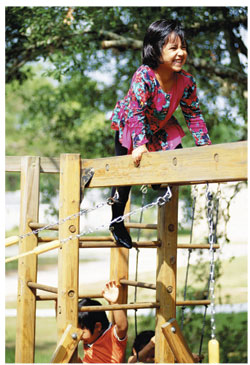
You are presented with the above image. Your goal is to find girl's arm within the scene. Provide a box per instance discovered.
[102,281,128,339]
[180,80,211,146]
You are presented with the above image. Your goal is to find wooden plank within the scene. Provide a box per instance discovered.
[5,155,60,173]
[15,156,40,363]
[161,318,195,363]
[5,141,247,185]
[81,141,248,187]
[51,324,82,363]
[155,186,179,363]
[57,154,81,363]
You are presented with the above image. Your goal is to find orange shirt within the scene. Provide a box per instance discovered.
[83,323,127,363]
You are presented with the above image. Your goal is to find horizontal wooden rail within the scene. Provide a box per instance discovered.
[27,281,58,294]
[120,279,156,290]
[78,300,211,312]
[177,300,211,306]
[79,241,161,248]
[29,222,59,231]
[37,236,219,250]
[38,236,114,243]
[5,141,247,186]
[126,222,158,230]
[177,244,220,249]
[31,222,157,231]
[79,302,160,312]
[36,292,102,300]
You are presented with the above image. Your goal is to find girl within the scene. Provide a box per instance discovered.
[109,19,211,249]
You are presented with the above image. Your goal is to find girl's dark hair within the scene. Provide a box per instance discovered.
[142,19,186,69]
[78,298,109,334]
[132,330,155,354]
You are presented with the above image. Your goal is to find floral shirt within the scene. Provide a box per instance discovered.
[110,65,211,153]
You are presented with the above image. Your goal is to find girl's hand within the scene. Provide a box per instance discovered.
[132,144,148,167]
[102,281,119,304]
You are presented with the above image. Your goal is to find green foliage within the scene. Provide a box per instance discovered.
[5,7,247,205]
[177,310,247,363]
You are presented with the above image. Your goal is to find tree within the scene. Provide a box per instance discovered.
[6,7,247,140]
[5,6,247,196]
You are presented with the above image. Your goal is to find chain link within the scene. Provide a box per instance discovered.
[62,186,172,243]
[206,184,216,339]
[19,201,109,239]
[19,186,172,244]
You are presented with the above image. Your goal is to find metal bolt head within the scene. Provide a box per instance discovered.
[167,286,173,293]
[71,333,77,340]
[69,225,76,233]
[171,326,176,333]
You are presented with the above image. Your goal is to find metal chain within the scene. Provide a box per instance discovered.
[60,186,172,244]
[19,201,109,239]
[206,184,217,340]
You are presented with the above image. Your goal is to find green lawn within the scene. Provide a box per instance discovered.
[5,311,247,363]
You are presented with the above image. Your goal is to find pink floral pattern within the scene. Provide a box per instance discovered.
[110,65,211,152]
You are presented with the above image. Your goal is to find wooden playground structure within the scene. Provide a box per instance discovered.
[5,140,247,363]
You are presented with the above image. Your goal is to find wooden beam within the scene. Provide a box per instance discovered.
[81,141,247,187]
[51,324,82,363]
[15,156,40,363]
[57,154,81,363]
[5,141,247,185]
[155,186,179,363]
[161,318,195,363]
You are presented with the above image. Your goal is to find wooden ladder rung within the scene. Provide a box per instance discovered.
[28,281,58,294]
[120,279,156,290]
[79,302,160,312]
[178,243,220,249]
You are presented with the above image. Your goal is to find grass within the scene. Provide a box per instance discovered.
[5,312,247,363]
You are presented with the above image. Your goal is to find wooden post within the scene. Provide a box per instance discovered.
[109,197,130,322]
[57,154,81,363]
[155,186,179,363]
[161,318,195,363]
[15,156,40,363]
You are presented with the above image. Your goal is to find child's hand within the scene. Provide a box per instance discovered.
[102,281,119,304]
[132,144,148,167]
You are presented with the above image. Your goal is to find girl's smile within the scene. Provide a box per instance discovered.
[160,32,187,72]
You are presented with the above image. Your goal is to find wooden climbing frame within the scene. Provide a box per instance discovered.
[5,141,247,363]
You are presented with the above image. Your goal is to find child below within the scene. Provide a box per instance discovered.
[128,330,155,363]
[78,281,128,363]
[127,330,203,363]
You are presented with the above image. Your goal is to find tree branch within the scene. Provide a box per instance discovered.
[188,58,247,86]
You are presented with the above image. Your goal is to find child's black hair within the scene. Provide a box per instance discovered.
[142,19,187,69]
[78,298,109,334]
[132,330,155,354]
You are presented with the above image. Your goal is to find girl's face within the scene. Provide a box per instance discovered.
[160,32,187,73]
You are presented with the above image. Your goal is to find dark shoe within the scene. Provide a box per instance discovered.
[109,222,132,249]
